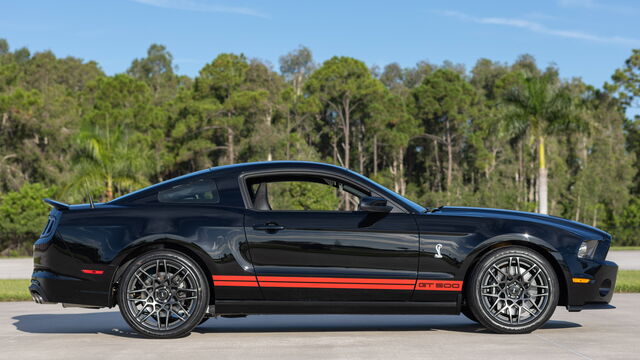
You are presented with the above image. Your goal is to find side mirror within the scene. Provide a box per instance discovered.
[358,196,392,213]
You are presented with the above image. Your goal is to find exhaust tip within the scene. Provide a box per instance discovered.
[31,292,43,304]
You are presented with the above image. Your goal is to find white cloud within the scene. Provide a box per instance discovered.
[129,0,268,18]
[557,0,637,14]
[438,10,640,47]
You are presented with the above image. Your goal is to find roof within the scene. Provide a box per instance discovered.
[209,161,350,174]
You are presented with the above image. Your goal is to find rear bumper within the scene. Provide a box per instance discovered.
[30,268,111,307]
[28,280,56,304]
[566,259,617,309]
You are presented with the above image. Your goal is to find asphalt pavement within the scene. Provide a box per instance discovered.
[0,258,31,279]
[606,250,640,270]
[1,294,639,360]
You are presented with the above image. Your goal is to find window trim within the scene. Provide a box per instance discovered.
[156,176,221,204]
[237,169,407,214]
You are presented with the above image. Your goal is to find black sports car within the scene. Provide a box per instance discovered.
[30,161,618,338]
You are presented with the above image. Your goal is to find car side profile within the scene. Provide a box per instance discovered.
[30,161,618,338]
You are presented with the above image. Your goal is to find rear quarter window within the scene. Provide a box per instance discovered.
[158,178,220,204]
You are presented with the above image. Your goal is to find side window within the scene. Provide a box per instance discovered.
[249,176,369,211]
[158,178,220,204]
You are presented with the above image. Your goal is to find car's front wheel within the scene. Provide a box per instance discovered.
[467,246,559,334]
[117,250,210,338]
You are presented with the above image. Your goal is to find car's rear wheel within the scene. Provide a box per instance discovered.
[117,250,209,338]
[467,246,559,334]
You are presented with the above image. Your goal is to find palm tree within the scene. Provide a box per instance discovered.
[504,73,580,214]
[69,124,150,201]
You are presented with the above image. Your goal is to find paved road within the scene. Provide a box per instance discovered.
[1,294,639,360]
[0,258,31,279]
[1,251,638,279]
[607,251,640,270]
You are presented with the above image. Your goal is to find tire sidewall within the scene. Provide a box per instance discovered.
[117,250,210,338]
[468,246,559,334]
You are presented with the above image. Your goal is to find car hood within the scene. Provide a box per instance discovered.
[431,206,611,240]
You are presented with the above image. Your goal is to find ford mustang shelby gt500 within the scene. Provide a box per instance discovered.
[31,161,618,338]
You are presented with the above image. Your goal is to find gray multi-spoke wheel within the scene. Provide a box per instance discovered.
[467,246,558,334]
[117,250,209,338]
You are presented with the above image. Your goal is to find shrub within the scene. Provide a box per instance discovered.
[0,183,55,256]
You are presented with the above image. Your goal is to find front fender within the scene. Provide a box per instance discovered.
[459,233,572,306]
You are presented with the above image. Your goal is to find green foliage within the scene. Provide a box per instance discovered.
[268,182,340,211]
[0,183,54,254]
[2,39,640,253]
[608,49,640,107]
[612,198,640,246]
[504,72,581,137]
[69,123,151,201]
[196,53,249,103]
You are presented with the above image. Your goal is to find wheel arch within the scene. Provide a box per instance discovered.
[461,239,569,307]
[109,240,216,307]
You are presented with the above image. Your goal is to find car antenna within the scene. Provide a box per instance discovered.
[84,181,95,209]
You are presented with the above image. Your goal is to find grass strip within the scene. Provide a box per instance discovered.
[0,279,31,301]
[615,270,640,293]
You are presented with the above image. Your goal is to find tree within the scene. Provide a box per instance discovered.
[608,49,640,108]
[70,123,150,201]
[0,39,8,56]
[243,59,287,161]
[71,74,159,200]
[0,183,54,255]
[412,69,478,193]
[195,53,252,164]
[2,39,640,251]
[306,56,383,170]
[128,44,183,103]
[0,88,42,191]
[503,72,581,214]
[279,46,314,97]
[373,91,419,195]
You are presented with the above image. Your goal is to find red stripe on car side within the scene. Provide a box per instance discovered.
[212,275,257,281]
[258,282,416,290]
[257,276,415,284]
[211,275,464,291]
[213,281,260,287]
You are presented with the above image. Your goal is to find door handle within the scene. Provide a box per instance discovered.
[252,223,285,231]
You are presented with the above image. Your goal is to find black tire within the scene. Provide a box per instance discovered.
[117,250,210,338]
[461,306,478,323]
[467,246,559,334]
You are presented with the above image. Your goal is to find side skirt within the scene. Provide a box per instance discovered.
[215,298,461,316]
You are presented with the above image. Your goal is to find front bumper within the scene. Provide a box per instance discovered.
[566,259,618,309]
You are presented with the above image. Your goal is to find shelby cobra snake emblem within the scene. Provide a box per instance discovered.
[435,243,443,258]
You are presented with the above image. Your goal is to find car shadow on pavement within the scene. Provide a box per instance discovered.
[12,311,143,338]
[12,311,581,338]
[194,314,581,334]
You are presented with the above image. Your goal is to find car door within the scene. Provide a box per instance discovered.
[242,173,420,301]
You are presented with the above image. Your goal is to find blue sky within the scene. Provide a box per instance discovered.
[1,0,639,91]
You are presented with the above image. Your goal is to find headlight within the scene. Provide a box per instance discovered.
[577,240,599,259]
